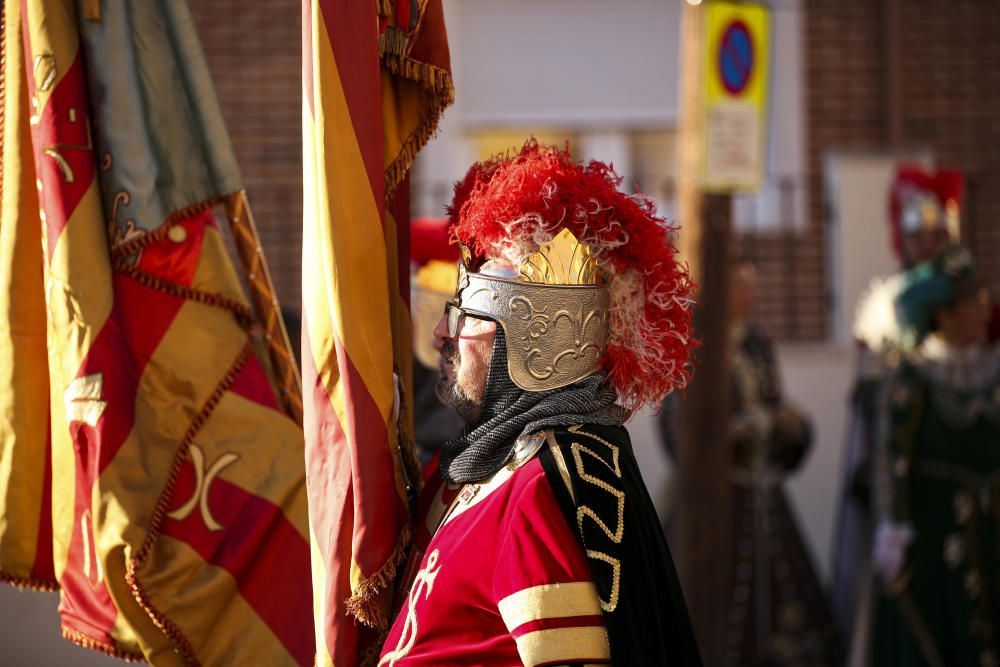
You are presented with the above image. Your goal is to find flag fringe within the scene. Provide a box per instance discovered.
[377,27,408,57]
[379,0,455,203]
[344,523,413,629]
[380,56,454,202]
[81,0,101,21]
[111,197,223,261]
[376,0,394,19]
[0,571,58,592]
[125,341,253,667]
[61,626,146,663]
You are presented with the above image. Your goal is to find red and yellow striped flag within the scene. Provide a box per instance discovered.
[0,0,56,595]
[302,0,452,664]
[1,1,313,663]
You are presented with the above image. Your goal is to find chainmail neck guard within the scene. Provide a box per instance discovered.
[440,327,627,483]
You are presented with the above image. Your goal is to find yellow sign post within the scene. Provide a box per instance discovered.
[701,1,771,192]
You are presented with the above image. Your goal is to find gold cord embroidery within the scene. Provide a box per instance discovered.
[513,625,611,667]
[567,425,625,612]
[379,549,441,666]
[572,444,625,543]
[585,550,622,614]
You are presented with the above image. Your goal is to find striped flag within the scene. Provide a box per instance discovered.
[0,1,313,663]
[0,0,56,594]
[301,0,453,664]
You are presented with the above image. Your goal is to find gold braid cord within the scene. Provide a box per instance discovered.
[377,6,455,203]
[108,194,294,663]
[224,192,303,424]
[61,626,146,664]
[113,260,254,330]
[1,572,58,593]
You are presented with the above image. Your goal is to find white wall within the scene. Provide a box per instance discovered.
[780,342,853,578]
[455,0,680,127]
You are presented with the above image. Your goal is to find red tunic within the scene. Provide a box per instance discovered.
[379,453,611,666]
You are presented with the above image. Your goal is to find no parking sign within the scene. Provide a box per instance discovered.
[701,2,771,192]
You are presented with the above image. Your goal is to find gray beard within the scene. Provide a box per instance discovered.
[439,327,627,483]
[435,339,483,422]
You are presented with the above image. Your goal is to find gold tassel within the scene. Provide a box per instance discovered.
[82,0,101,21]
[379,26,409,58]
[344,524,413,629]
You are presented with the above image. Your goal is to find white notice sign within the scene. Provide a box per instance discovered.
[704,102,761,189]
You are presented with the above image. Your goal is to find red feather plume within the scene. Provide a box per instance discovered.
[888,165,964,262]
[447,139,698,414]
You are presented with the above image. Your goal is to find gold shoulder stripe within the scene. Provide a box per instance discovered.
[513,625,610,667]
[498,581,603,633]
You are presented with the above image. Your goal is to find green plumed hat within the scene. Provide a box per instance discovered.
[894,245,977,348]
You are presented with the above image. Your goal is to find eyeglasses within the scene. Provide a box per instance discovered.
[444,300,464,338]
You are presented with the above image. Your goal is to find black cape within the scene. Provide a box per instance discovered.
[538,424,703,666]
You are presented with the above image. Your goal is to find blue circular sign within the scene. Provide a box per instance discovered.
[718,20,753,95]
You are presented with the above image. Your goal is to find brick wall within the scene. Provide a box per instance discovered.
[793,0,1000,340]
[189,1,303,313]
[895,1,1000,289]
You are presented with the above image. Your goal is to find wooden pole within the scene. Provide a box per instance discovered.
[224,191,304,425]
[674,3,733,664]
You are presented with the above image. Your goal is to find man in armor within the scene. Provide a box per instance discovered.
[379,140,703,666]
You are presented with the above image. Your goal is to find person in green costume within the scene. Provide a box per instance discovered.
[870,245,1000,667]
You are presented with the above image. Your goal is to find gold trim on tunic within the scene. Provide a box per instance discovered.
[497,581,603,632]
[513,625,611,667]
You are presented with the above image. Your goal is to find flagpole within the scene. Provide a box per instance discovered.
[224,191,304,425]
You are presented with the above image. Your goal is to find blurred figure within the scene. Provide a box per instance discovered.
[831,166,964,662]
[409,217,465,478]
[660,259,842,667]
[890,166,963,270]
[869,246,1000,667]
